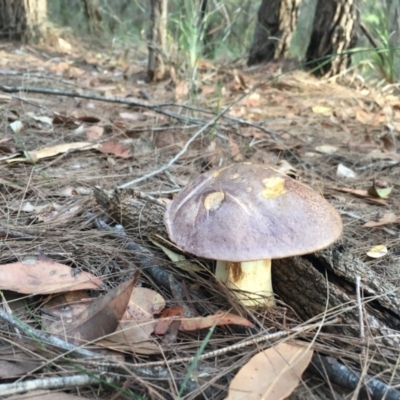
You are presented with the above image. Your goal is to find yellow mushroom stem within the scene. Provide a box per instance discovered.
[215,259,275,307]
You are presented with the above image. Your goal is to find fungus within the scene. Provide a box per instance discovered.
[164,163,343,306]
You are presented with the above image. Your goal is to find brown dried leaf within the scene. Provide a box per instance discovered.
[225,342,313,400]
[106,287,165,354]
[86,125,104,141]
[0,258,102,294]
[154,307,253,334]
[76,115,100,123]
[41,291,93,332]
[50,278,137,343]
[381,132,397,153]
[119,112,146,121]
[362,213,399,227]
[99,141,133,158]
[331,187,388,206]
[228,134,244,161]
[6,142,99,164]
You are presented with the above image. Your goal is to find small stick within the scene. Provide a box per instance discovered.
[355,276,365,340]
[0,374,108,397]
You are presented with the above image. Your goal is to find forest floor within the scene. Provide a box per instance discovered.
[0,39,400,400]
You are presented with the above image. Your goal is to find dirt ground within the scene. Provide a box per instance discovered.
[0,40,400,399]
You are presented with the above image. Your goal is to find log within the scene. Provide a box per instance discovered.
[94,187,400,353]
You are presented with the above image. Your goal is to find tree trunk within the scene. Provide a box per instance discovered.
[248,0,301,66]
[147,0,168,82]
[0,0,47,42]
[306,0,359,76]
[81,0,103,35]
[94,187,400,360]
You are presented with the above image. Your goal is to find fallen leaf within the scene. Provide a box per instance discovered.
[312,105,332,116]
[228,134,244,161]
[337,163,357,179]
[99,141,133,158]
[41,291,93,332]
[86,125,104,140]
[381,131,397,153]
[225,341,313,400]
[362,213,399,227]
[315,145,338,154]
[9,120,23,134]
[76,115,101,123]
[247,92,260,107]
[366,149,400,161]
[367,179,393,199]
[331,187,388,206]
[50,277,137,343]
[107,287,165,354]
[27,113,53,126]
[0,257,102,294]
[6,142,99,164]
[150,239,203,272]
[239,127,268,140]
[120,112,146,121]
[355,109,372,125]
[0,354,40,379]
[154,308,253,334]
[175,81,190,99]
[367,244,388,258]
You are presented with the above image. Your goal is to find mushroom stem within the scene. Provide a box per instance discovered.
[215,259,275,307]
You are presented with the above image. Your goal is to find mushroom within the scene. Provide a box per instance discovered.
[164,163,343,306]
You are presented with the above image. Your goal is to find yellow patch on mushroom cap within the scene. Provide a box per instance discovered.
[261,176,286,198]
[230,173,240,180]
[204,191,225,211]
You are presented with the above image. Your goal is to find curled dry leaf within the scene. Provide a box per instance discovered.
[0,258,102,294]
[154,307,253,334]
[367,244,388,259]
[225,341,313,400]
[49,278,137,343]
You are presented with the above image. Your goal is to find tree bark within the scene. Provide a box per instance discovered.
[0,0,47,42]
[248,0,301,66]
[147,0,168,82]
[306,0,359,76]
[81,0,103,35]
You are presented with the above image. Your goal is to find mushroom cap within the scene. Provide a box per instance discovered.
[164,163,343,261]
